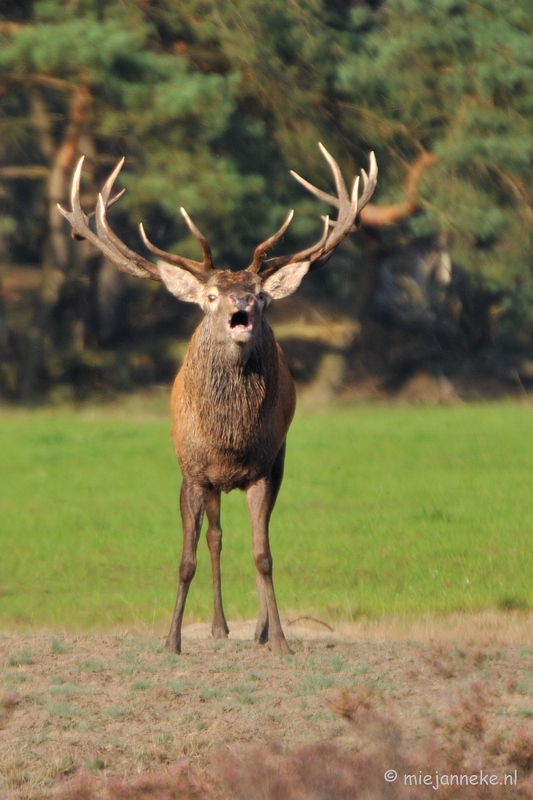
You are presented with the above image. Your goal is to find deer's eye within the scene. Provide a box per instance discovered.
[208,294,217,302]
[257,292,265,302]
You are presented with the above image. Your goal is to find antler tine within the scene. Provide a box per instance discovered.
[258,215,330,279]
[318,142,350,206]
[249,209,294,273]
[296,177,359,274]
[139,222,212,282]
[180,208,214,271]
[66,157,95,242]
[288,142,352,209]
[94,194,162,281]
[69,157,125,241]
[104,188,125,210]
[289,169,339,209]
[69,155,89,225]
[100,156,126,207]
[355,151,378,213]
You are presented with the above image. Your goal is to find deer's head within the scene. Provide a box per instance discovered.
[58,145,377,359]
[157,255,311,356]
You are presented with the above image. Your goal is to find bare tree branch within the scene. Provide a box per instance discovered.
[0,166,49,179]
[0,73,77,95]
[360,151,437,227]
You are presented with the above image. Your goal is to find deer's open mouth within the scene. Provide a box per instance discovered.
[229,311,252,333]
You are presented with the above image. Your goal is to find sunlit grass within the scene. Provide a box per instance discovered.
[1,400,532,629]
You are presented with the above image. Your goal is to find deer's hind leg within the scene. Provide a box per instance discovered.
[165,479,204,653]
[204,486,229,639]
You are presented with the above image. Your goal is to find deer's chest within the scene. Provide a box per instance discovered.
[171,363,278,490]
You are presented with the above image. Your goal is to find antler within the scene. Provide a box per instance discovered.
[58,158,214,283]
[139,207,214,279]
[61,148,377,285]
[248,210,294,273]
[70,160,125,241]
[258,144,378,278]
[58,157,162,281]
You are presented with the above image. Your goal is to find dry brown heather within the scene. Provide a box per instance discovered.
[3,617,533,799]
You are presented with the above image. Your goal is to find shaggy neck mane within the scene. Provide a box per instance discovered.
[184,319,279,451]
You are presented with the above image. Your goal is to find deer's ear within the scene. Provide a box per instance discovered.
[262,261,311,300]
[157,261,204,304]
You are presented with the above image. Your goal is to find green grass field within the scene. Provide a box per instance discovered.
[1,400,533,630]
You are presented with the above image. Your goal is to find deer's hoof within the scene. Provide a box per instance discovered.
[164,636,181,654]
[269,636,293,656]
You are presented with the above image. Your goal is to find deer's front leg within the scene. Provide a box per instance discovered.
[246,476,291,656]
[204,486,229,639]
[254,571,269,645]
[254,443,286,644]
[165,479,204,653]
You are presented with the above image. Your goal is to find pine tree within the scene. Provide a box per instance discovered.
[334,0,533,284]
[2,0,532,400]
[0,0,242,398]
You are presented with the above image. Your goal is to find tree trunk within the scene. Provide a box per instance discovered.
[0,261,10,399]
[19,84,92,402]
[97,258,126,343]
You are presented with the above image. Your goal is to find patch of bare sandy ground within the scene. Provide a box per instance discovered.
[3,613,533,799]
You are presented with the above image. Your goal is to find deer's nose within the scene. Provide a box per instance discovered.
[228,293,254,310]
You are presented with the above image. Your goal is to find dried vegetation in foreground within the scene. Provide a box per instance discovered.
[3,629,533,798]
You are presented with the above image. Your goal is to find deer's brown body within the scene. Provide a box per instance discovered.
[59,144,377,654]
[172,325,294,492]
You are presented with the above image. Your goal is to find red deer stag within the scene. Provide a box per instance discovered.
[59,145,377,654]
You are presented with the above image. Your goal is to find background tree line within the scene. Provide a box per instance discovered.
[0,0,532,402]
